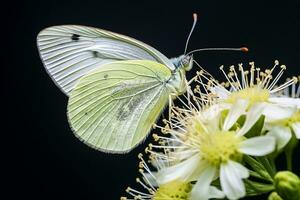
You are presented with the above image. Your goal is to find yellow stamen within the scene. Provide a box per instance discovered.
[199,131,243,166]
[153,180,192,200]
[226,87,270,107]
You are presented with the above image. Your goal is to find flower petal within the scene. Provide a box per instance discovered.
[228,161,249,179]
[191,166,216,200]
[210,86,230,99]
[239,136,275,156]
[291,122,300,139]
[198,103,230,133]
[269,97,300,109]
[237,103,265,136]
[220,161,247,200]
[267,126,292,150]
[223,99,248,130]
[156,154,201,184]
[143,172,159,187]
[208,186,225,199]
[263,103,296,122]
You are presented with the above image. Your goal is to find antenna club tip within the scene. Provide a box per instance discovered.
[240,47,249,53]
[193,13,198,21]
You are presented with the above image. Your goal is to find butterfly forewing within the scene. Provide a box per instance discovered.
[67,60,172,153]
[37,25,174,95]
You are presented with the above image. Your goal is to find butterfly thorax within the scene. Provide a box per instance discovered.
[166,55,193,96]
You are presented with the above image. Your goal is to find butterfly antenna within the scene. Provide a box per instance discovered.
[186,47,249,56]
[184,13,198,55]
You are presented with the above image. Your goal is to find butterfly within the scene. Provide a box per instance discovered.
[37,14,246,153]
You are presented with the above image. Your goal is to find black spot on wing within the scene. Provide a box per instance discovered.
[71,34,80,41]
[92,51,99,57]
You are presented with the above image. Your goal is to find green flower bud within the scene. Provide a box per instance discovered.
[268,192,283,200]
[274,171,300,200]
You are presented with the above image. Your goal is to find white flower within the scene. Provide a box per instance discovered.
[201,61,300,123]
[266,77,300,150]
[149,102,276,200]
[121,154,195,200]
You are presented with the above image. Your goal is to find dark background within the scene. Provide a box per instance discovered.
[5,0,300,199]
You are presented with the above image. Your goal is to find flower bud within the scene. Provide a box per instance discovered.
[268,192,283,200]
[274,171,300,200]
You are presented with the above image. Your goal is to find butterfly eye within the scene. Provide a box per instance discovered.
[182,59,188,65]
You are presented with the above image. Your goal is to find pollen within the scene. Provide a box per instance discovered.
[153,180,192,200]
[199,131,243,166]
[226,87,270,106]
[290,111,300,123]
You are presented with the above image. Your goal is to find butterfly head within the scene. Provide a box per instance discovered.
[181,54,194,71]
[170,54,193,72]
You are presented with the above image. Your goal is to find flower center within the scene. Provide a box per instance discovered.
[226,87,270,106]
[153,181,192,200]
[199,131,243,166]
[289,111,300,123]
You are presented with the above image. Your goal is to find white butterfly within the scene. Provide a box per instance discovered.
[37,14,245,153]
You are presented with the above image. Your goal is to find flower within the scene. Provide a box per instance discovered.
[265,77,300,150]
[195,60,300,150]
[201,61,300,125]
[121,154,193,200]
[148,99,276,200]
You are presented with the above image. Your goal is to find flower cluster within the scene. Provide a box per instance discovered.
[121,61,300,200]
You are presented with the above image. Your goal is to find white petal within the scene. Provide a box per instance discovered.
[237,103,265,136]
[198,103,230,133]
[143,173,159,187]
[263,103,296,122]
[189,161,210,182]
[239,136,275,156]
[227,161,249,179]
[291,122,300,139]
[269,97,300,109]
[208,186,225,199]
[168,148,195,161]
[220,161,246,200]
[191,166,216,200]
[156,154,201,184]
[267,126,292,150]
[210,86,230,99]
[223,99,248,130]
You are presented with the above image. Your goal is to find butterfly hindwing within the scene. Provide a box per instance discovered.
[67,60,172,153]
[37,25,174,95]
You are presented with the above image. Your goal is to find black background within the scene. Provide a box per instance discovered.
[5,0,300,199]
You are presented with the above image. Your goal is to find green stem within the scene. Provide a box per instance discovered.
[284,133,297,171]
[258,157,276,178]
[285,149,293,171]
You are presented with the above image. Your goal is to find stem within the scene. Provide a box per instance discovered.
[285,149,293,171]
[258,157,276,178]
[284,134,297,171]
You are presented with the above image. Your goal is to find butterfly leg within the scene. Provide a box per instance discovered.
[168,92,180,129]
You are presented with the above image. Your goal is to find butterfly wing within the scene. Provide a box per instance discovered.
[37,25,174,95]
[67,60,172,153]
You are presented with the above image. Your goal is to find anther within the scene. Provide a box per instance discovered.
[280,65,286,70]
[153,134,159,141]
